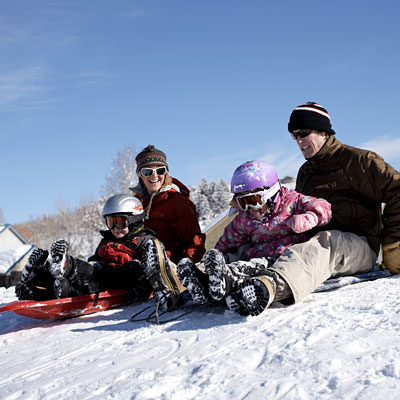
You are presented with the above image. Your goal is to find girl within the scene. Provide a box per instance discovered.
[177,160,331,315]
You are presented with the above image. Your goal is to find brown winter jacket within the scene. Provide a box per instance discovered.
[296,135,400,255]
[132,177,206,264]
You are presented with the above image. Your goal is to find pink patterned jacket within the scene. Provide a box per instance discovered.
[215,187,331,261]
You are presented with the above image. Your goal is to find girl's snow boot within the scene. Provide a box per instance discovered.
[176,258,208,304]
[203,249,238,301]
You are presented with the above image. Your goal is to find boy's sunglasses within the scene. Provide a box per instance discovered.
[140,166,167,177]
[105,215,129,230]
[291,129,313,140]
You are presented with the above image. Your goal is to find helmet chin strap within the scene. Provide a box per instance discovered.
[129,222,144,235]
[257,191,281,220]
[270,191,281,214]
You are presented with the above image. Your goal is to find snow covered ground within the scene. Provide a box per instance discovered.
[1,274,400,400]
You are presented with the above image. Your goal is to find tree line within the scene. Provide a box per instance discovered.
[12,145,294,258]
[13,146,233,258]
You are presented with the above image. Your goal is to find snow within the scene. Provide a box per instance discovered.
[1,274,400,399]
[0,244,33,274]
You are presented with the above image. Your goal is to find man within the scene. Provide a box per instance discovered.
[262,102,400,305]
[205,102,400,316]
[290,102,400,269]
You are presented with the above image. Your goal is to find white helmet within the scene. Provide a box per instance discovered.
[102,194,145,229]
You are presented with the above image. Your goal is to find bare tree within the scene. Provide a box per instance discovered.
[15,146,141,259]
[0,209,6,224]
[100,145,139,198]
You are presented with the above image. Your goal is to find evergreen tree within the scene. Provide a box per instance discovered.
[189,178,231,229]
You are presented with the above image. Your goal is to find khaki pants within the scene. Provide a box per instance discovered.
[268,230,377,303]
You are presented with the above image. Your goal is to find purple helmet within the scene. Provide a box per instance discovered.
[231,160,281,213]
[231,160,279,193]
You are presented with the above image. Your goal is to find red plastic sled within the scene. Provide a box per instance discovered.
[0,289,133,320]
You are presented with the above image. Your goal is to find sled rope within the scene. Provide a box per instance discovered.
[129,293,207,325]
[93,292,100,307]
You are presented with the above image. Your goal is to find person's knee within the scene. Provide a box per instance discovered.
[313,231,334,249]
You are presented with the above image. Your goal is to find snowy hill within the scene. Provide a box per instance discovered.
[1,274,400,399]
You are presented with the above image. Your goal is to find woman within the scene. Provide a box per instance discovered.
[130,145,206,265]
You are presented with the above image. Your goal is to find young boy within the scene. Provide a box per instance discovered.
[15,194,183,309]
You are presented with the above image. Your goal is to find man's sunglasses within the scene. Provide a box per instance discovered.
[291,129,313,140]
[140,166,167,177]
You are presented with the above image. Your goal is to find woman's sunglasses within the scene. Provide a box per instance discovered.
[290,129,313,140]
[140,166,167,177]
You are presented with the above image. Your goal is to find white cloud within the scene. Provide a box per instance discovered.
[0,66,52,109]
[359,134,400,165]
[74,70,115,87]
[182,143,303,188]
[259,147,304,179]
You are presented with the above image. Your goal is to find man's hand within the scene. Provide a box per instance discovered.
[382,241,400,274]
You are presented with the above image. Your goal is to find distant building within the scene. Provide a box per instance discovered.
[0,224,36,287]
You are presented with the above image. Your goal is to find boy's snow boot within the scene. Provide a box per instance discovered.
[15,280,35,300]
[226,275,276,316]
[54,277,86,298]
[204,249,238,301]
[49,240,73,279]
[141,239,186,311]
[177,258,208,305]
[53,257,94,298]
[53,277,72,298]
[15,248,52,300]
[20,248,49,282]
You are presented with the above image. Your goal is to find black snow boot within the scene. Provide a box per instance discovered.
[177,258,208,305]
[21,248,49,282]
[15,248,54,300]
[203,249,238,301]
[141,239,186,311]
[226,275,276,316]
[49,240,73,279]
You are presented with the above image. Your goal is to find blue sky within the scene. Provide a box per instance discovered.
[1,0,400,224]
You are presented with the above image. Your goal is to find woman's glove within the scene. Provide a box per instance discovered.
[285,212,319,234]
[382,241,400,274]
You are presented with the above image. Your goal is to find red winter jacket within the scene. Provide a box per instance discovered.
[132,177,206,264]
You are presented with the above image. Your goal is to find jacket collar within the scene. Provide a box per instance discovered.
[309,135,343,162]
[131,176,190,201]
